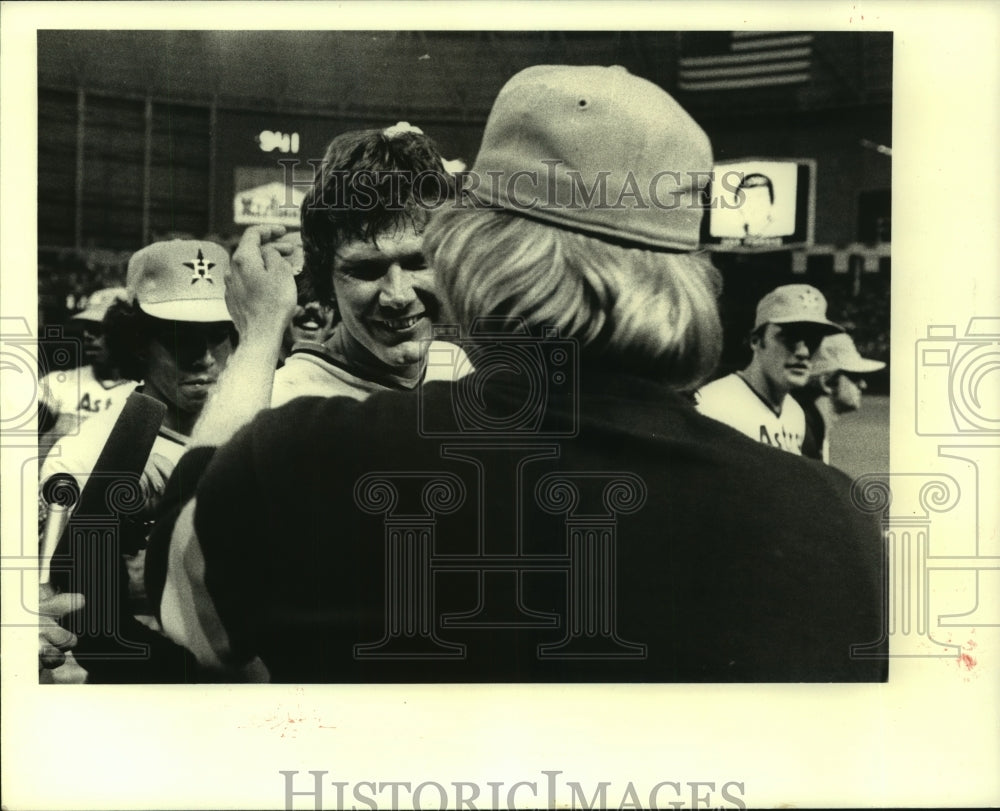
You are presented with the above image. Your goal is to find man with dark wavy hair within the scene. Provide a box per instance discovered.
[268,122,468,406]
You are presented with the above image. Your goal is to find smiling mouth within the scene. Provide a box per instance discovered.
[374,314,425,332]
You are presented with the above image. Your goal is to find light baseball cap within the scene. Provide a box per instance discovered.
[469,64,713,251]
[810,332,886,377]
[753,284,844,334]
[126,240,232,322]
[72,287,128,323]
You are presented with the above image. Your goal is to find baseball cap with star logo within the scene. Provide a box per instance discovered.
[753,284,844,334]
[126,240,232,322]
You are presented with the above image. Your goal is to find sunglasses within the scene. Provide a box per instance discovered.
[772,326,826,354]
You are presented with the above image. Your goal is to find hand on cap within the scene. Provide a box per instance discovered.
[227,225,299,340]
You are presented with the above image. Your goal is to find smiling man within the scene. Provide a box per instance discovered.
[284,296,336,352]
[269,124,469,407]
[696,284,843,454]
[276,230,336,364]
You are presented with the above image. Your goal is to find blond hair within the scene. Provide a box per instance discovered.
[424,207,723,390]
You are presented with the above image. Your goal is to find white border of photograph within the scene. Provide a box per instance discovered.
[2,2,998,809]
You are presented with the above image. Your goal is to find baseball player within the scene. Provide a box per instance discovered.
[696,284,844,454]
[38,287,138,453]
[39,239,236,683]
[199,124,472,426]
[793,331,887,463]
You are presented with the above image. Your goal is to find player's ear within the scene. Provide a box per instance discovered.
[818,373,836,395]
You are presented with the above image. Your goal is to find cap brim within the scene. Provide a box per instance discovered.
[838,358,886,373]
[138,299,232,323]
[71,310,106,323]
[767,317,845,335]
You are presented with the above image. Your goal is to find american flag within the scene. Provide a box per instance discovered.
[677,32,814,92]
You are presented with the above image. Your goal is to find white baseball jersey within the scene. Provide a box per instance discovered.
[40,406,187,501]
[695,373,805,455]
[39,365,138,435]
[271,340,474,407]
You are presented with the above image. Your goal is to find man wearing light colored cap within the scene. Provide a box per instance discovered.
[38,287,138,453]
[793,332,887,464]
[148,66,886,684]
[42,239,236,503]
[39,240,236,683]
[696,284,844,455]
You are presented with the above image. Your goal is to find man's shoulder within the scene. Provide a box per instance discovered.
[745,437,858,510]
[51,405,120,444]
[695,373,746,409]
[40,407,119,478]
[425,340,475,382]
[40,366,136,404]
[38,367,76,405]
[273,350,378,404]
[697,373,740,395]
[686,401,854,491]
[275,349,338,382]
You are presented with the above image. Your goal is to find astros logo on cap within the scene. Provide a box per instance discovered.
[184,249,216,285]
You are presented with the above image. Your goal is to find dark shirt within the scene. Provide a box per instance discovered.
[792,388,827,462]
[148,366,887,683]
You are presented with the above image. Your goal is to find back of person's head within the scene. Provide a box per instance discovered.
[300,123,452,306]
[423,64,722,390]
[426,209,721,388]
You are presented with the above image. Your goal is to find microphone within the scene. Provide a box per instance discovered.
[39,473,80,585]
[49,391,167,568]
[45,391,167,669]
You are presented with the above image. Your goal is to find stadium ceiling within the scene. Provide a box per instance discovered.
[38,30,891,121]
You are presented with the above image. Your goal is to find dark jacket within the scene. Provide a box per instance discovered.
[148,366,887,683]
